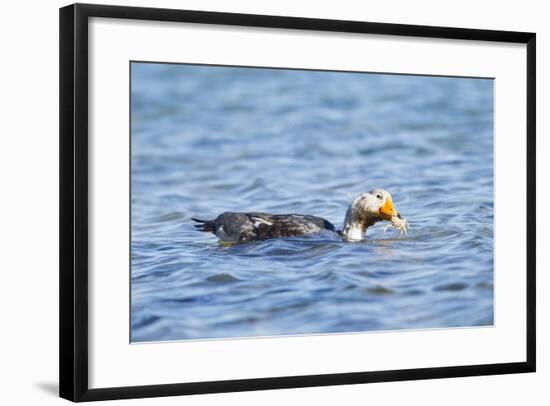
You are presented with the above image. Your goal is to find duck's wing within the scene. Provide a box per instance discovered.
[192,212,336,242]
[192,212,255,242]
[270,214,337,236]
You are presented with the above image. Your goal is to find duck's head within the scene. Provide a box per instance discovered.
[341,189,403,241]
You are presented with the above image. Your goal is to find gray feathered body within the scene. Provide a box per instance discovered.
[192,212,337,242]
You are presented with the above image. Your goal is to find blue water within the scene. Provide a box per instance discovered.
[131,63,494,342]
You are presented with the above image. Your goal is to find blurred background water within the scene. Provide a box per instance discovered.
[131,63,494,342]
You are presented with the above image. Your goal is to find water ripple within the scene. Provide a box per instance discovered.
[131,63,494,342]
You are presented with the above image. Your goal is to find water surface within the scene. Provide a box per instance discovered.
[131,63,494,342]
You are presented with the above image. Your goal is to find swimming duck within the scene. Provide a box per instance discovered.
[192,189,406,243]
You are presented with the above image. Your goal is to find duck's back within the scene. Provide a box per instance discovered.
[192,212,337,242]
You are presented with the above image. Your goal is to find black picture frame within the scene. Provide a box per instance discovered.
[59,3,536,402]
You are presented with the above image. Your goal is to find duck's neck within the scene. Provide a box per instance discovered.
[341,205,375,242]
[341,220,365,241]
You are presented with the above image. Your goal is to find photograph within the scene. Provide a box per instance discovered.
[130,62,494,342]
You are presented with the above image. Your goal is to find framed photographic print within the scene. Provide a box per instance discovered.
[59,3,536,402]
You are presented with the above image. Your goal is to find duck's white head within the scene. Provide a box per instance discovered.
[341,189,401,242]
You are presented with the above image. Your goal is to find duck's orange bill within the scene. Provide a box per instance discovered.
[379,197,398,218]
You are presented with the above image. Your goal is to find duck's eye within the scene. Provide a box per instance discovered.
[376,194,382,199]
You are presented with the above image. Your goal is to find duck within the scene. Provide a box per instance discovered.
[192,189,407,243]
